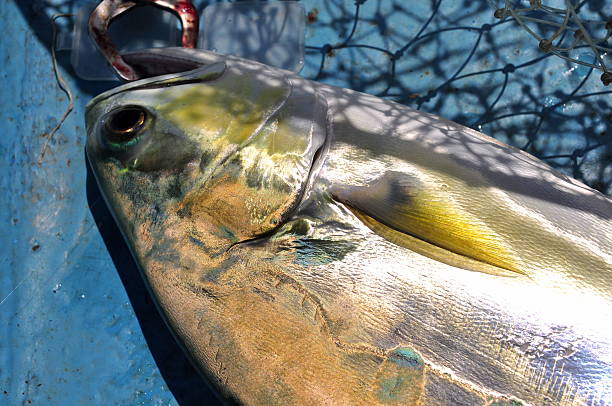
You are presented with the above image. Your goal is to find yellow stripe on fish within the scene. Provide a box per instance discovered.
[331,171,524,276]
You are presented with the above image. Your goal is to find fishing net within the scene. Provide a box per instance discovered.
[301,0,611,194]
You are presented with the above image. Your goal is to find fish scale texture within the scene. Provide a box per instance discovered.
[1,0,610,405]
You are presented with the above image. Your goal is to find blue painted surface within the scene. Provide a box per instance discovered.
[1,0,610,405]
[1,1,217,404]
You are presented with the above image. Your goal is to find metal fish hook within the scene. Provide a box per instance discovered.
[89,0,199,81]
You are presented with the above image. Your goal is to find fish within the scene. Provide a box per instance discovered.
[85,47,612,406]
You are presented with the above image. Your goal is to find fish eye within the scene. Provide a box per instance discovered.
[104,106,147,144]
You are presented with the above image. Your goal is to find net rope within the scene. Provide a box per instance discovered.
[490,0,611,85]
[302,0,612,195]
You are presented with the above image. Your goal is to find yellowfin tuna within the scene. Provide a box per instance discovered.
[86,48,612,406]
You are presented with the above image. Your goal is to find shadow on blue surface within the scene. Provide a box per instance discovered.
[10,1,224,404]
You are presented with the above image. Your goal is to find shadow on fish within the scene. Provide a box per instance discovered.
[85,48,612,406]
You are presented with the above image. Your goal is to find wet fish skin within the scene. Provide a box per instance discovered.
[86,48,612,406]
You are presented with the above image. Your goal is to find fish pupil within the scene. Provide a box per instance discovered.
[105,107,146,143]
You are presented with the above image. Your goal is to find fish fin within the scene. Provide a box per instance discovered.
[330,171,524,277]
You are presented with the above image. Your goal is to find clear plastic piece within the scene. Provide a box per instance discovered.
[62,1,305,81]
[69,3,180,81]
[199,1,305,73]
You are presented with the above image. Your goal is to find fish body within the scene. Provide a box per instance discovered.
[86,48,612,406]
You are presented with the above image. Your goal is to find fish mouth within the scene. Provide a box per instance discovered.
[121,50,205,78]
[86,48,228,113]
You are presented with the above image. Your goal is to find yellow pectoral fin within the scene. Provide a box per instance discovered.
[348,206,521,277]
[331,171,525,277]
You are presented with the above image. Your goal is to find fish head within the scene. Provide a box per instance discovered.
[86,53,327,251]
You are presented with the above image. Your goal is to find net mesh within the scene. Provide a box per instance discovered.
[300,0,611,194]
